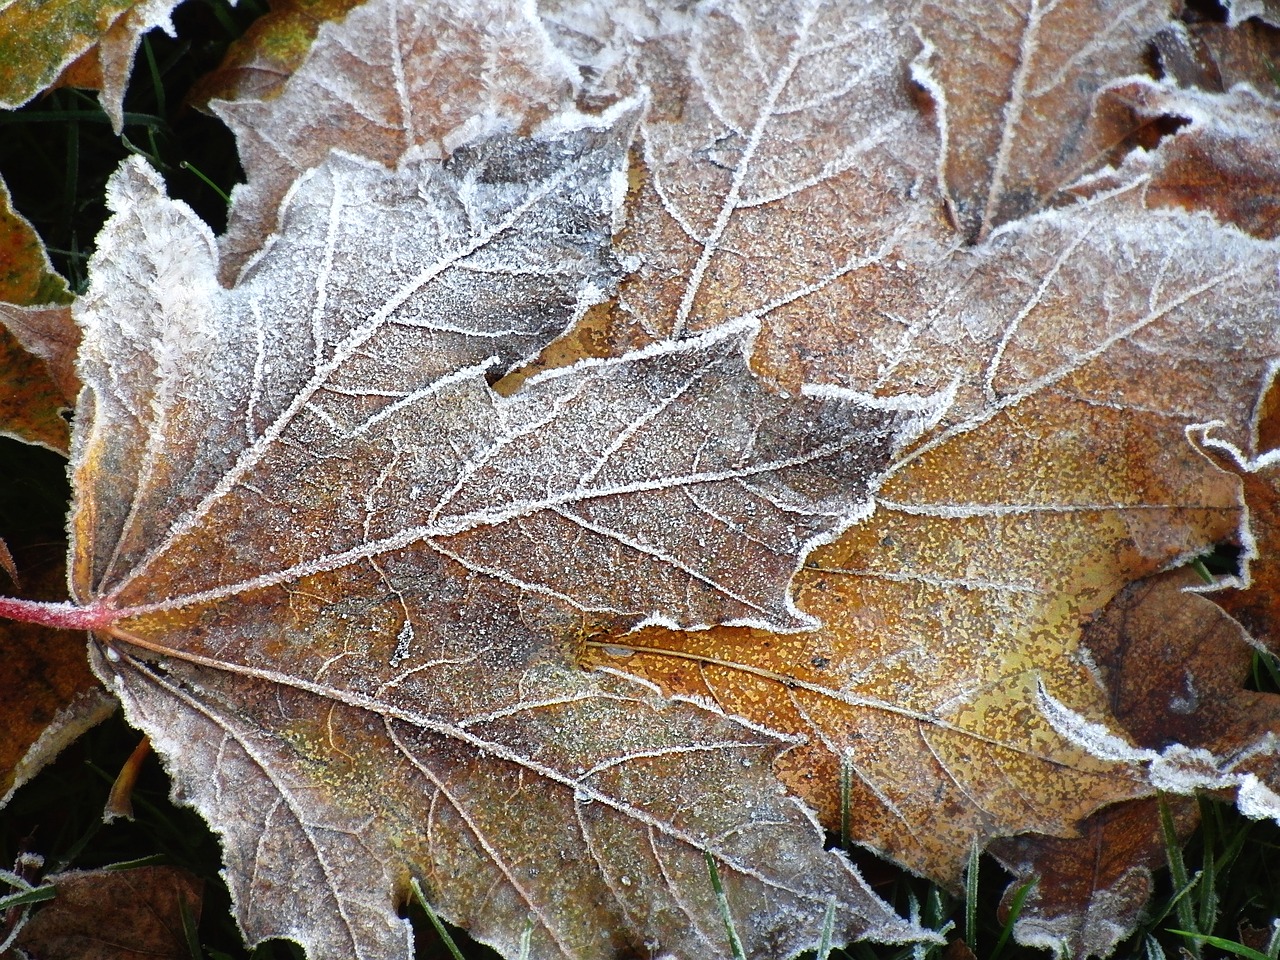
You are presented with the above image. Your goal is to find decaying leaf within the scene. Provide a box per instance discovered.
[0,537,114,810]
[1221,0,1280,27]
[989,562,1280,956]
[1153,14,1280,93]
[0,0,186,132]
[556,0,1280,886]
[1202,382,1280,647]
[185,0,364,107]
[1080,80,1280,239]
[911,0,1173,241]
[211,0,580,280]
[3,0,1280,957]
[54,88,946,956]
[988,794,1199,959]
[10,864,202,960]
[0,177,75,452]
[0,178,106,801]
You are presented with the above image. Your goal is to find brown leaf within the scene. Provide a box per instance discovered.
[581,389,1243,883]
[1154,17,1280,93]
[555,0,1279,912]
[1220,0,1280,29]
[0,177,75,453]
[0,304,80,409]
[185,0,365,107]
[989,565,1280,956]
[911,0,1173,242]
[988,794,1199,959]
[0,539,17,589]
[212,0,580,280]
[53,77,944,957]
[0,174,106,797]
[1200,382,1280,647]
[1081,80,1280,239]
[1087,571,1279,763]
[0,538,114,809]
[5,1,1280,957]
[0,328,70,454]
[12,865,202,960]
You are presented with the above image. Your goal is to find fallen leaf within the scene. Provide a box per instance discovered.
[0,533,114,810]
[1221,0,1280,27]
[988,794,1199,959]
[0,176,75,452]
[1200,382,1280,647]
[0,302,81,410]
[11,864,202,960]
[0,538,17,588]
[185,0,365,108]
[4,1,1280,958]
[527,15,1280,960]
[1153,16,1280,93]
[37,83,944,958]
[0,0,185,133]
[559,0,1279,893]
[0,180,105,802]
[1080,80,1280,239]
[988,561,1280,957]
[911,0,1173,241]
[211,0,580,280]
[0,330,70,454]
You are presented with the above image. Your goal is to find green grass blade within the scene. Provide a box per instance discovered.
[816,898,837,960]
[1189,558,1214,584]
[102,854,168,870]
[706,851,747,960]
[409,878,466,960]
[1197,818,1219,935]
[1253,649,1280,693]
[1159,795,1201,957]
[178,887,202,960]
[516,919,534,960]
[0,884,56,909]
[143,35,166,116]
[964,842,980,953]
[1169,931,1273,960]
[989,877,1036,960]
[180,162,232,204]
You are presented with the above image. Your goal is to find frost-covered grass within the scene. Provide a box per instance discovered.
[1,2,1279,958]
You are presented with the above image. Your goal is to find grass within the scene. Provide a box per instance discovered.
[1,2,1280,959]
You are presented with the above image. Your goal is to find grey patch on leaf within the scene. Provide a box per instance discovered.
[73,109,638,600]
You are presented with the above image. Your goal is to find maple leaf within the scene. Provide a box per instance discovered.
[3,0,1280,957]
[990,565,1278,956]
[541,0,1280,937]
[0,175,108,805]
[0,80,945,958]
[912,0,1175,242]
[184,0,365,107]
[210,0,582,280]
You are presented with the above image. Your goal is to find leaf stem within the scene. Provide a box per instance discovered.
[0,596,115,631]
